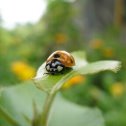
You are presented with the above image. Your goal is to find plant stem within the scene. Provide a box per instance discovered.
[38,72,77,126]
[39,90,57,126]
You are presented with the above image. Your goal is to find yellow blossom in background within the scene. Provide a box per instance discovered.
[11,61,36,81]
[103,47,114,58]
[55,33,68,44]
[110,82,124,97]
[62,75,86,89]
[90,39,103,49]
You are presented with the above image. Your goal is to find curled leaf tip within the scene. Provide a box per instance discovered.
[111,61,121,73]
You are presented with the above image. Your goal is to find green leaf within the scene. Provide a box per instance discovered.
[0,83,45,126]
[79,60,121,75]
[50,95,104,126]
[34,51,121,92]
[0,105,19,126]
[0,83,105,126]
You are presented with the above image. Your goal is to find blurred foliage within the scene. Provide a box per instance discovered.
[0,83,104,126]
[0,0,126,126]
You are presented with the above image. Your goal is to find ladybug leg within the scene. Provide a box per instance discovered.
[43,72,50,75]
[43,72,56,75]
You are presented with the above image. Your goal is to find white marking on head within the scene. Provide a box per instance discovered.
[46,65,50,70]
[57,66,63,72]
[49,68,53,71]
[53,68,56,71]
[55,61,60,66]
[52,63,55,67]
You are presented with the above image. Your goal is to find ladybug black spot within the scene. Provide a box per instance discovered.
[53,54,60,58]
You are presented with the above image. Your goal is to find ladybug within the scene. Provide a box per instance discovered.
[45,50,75,75]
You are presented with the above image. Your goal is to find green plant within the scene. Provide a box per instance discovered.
[0,51,120,126]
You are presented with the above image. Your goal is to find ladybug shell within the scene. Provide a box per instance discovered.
[46,50,75,67]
